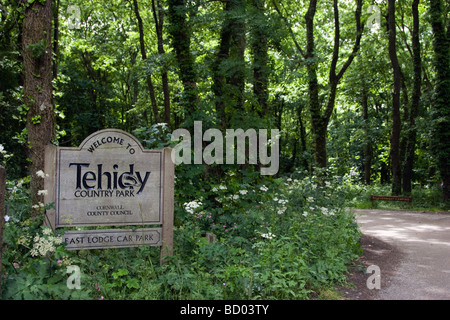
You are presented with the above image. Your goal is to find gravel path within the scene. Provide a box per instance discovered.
[352,209,450,300]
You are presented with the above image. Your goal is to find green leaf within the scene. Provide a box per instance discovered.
[126,278,140,289]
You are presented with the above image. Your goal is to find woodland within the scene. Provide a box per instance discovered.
[0,0,449,300]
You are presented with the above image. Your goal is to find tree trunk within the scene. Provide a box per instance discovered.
[152,0,171,127]
[298,103,308,170]
[250,0,269,116]
[430,0,450,202]
[403,0,422,194]
[212,0,247,129]
[212,15,230,129]
[305,0,362,169]
[304,0,323,167]
[52,0,59,79]
[388,0,402,195]
[22,0,55,217]
[133,0,160,124]
[228,0,246,114]
[168,0,198,119]
[361,81,372,185]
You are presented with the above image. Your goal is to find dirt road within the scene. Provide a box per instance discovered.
[346,209,450,300]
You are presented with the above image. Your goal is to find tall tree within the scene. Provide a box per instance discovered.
[168,0,199,120]
[52,0,59,79]
[22,0,55,216]
[361,76,372,185]
[430,0,450,202]
[212,0,247,129]
[388,0,402,195]
[402,0,422,194]
[249,0,269,117]
[133,0,160,124]
[151,0,171,127]
[303,0,363,168]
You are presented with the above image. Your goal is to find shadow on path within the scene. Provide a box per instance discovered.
[339,209,450,300]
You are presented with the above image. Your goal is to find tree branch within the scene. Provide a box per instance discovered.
[325,0,363,121]
[272,0,306,58]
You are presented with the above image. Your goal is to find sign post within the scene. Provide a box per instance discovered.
[44,129,174,262]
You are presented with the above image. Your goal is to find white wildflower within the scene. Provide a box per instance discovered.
[219,185,227,190]
[239,190,248,195]
[30,231,63,257]
[261,232,276,239]
[36,170,46,178]
[260,185,268,192]
[37,189,48,196]
[4,215,10,222]
[184,200,202,214]
[321,207,331,215]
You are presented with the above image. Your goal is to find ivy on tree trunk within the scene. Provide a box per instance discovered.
[430,0,450,202]
[22,0,55,217]
[388,0,402,195]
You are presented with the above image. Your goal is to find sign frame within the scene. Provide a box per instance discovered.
[44,129,174,260]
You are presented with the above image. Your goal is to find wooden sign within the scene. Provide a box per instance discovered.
[44,129,174,258]
[62,228,162,250]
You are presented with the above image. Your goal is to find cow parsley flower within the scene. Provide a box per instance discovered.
[261,232,276,239]
[184,200,202,214]
[36,170,46,178]
[37,189,48,196]
[30,230,62,257]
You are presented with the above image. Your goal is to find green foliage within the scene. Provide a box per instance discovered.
[26,39,47,58]
[133,123,174,149]
[1,0,448,301]
[2,171,362,300]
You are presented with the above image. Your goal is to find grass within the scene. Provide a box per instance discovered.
[344,183,449,212]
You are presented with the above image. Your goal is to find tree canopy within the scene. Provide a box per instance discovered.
[0,0,449,201]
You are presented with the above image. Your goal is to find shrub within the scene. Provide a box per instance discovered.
[1,169,362,300]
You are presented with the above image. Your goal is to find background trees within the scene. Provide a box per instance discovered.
[0,0,448,201]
